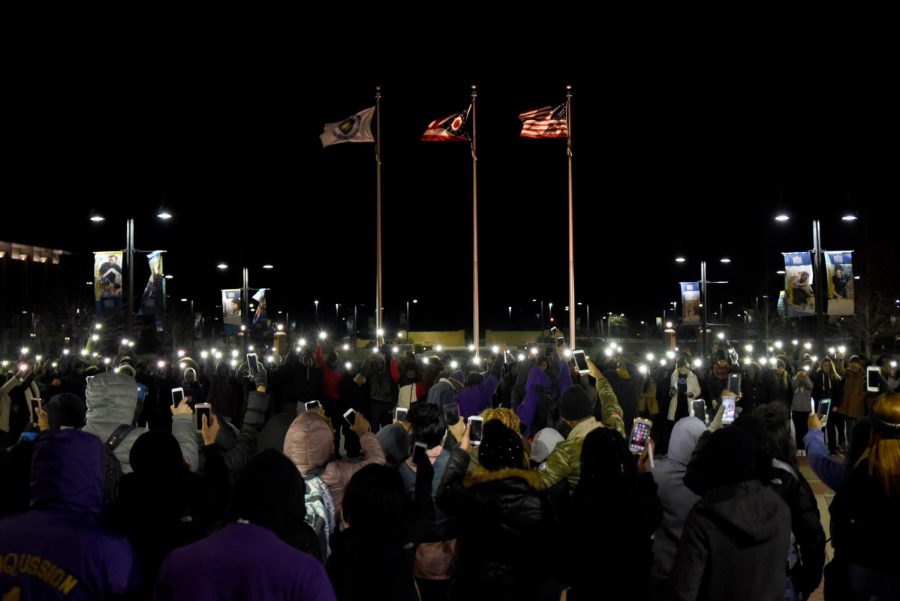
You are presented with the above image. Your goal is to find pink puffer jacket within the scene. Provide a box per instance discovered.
[283,412,387,511]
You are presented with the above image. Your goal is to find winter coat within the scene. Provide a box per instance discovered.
[668,370,702,421]
[803,428,851,491]
[668,479,791,601]
[82,371,198,473]
[790,373,814,413]
[283,412,386,512]
[838,368,867,419]
[436,448,551,601]
[0,430,140,599]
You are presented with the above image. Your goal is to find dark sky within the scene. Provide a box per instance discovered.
[3,47,898,335]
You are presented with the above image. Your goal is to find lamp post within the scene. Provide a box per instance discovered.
[677,258,729,357]
[406,299,418,336]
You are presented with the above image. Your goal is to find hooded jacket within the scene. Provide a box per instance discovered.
[436,447,550,601]
[652,416,706,580]
[82,372,198,473]
[456,357,503,420]
[668,480,791,601]
[0,429,139,599]
[283,412,386,511]
[516,359,573,437]
[668,369,702,421]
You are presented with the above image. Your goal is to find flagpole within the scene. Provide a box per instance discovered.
[471,84,480,357]
[375,85,383,345]
[566,85,576,346]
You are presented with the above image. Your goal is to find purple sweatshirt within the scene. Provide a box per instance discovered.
[154,522,336,601]
[0,429,140,600]
[457,374,500,419]
[516,360,573,437]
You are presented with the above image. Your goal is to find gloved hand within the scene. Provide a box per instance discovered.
[253,364,267,389]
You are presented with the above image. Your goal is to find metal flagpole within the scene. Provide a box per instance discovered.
[566,85,576,346]
[375,85,384,344]
[471,84,480,357]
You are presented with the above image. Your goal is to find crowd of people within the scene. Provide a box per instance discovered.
[0,337,898,600]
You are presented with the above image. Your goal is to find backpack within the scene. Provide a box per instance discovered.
[303,473,336,559]
[103,424,136,504]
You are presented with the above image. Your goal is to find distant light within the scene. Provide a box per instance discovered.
[217,263,228,270]
[63,349,70,355]
[35,354,43,362]
[201,351,209,359]
[422,357,430,365]
[342,344,350,351]
[468,344,475,352]
[838,345,846,354]
[299,338,307,346]
[491,345,500,354]
[345,362,352,370]
[665,321,673,328]
[659,359,667,367]
[758,357,767,365]
[95,323,103,331]
[842,214,858,222]
[775,341,784,349]
[392,346,399,354]
[769,358,778,366]
[853,275,860,280]
[776,270,786,275]
[179,362,186,369]
[177,349,186,357]
[693,359,703,368]
[743,357,752,365]
[319,332,327,340]
[240,325,246,332]
[517,353,525,361]
[811,355,819,364]
[91,334,100,342]
[103,357,111,365]
[644,353,654,362]
[80,349,89,356]
[128,341,135,348]
[828,347,836,355]
[804,342,812,350]
[165,274,174,279]
[266,355,275,363]
[0,360,7,367]
[666,351,676,359]
[604,348,614,357]
[436,345,443,352]
[231,350,239,358]
[263,264,274,270]
[214,351,223,359]
[121,338,129,346]
[638,364,648,375]
[530,347,539,355]
[277,324,284,331]
[180,298,188,303]
[376,328,384,337]
[248,345,254,351]
[563,349,572,357]
[51,361,58,368]
[450,360,459,369]
[720,258,731,264]
[230,359,238,367]
[775,214,790,222]
[472,357,481,365]
[90,214,105,222]
[717,332,725,340]
[675,257,686,263]
[791,339,799,346]
[768,347,774,352]
[20,347,29,355]
[372,347,379,354]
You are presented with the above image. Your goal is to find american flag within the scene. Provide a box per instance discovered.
[519,104,568,139]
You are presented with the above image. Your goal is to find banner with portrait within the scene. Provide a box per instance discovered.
[140,251,165,315]
[825,250,854,316]
[94,251,124,314]
[222,289,242,332]
[252,288,268,327]
[783,252,815,317]
[680,282,700,324]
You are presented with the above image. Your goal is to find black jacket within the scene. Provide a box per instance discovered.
[436,447,550,601]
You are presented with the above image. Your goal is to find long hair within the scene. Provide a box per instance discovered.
[342,464,410,540]
[752,402,797,469]
[575,428,639,514]
[859,393,900,498]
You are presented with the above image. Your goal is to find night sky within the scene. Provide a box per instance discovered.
[3,48,898,336]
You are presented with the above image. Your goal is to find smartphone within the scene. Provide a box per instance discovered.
[810,398,816,413]
[412,441,428,463]
[629,418,653,454]
[171,387,185,407]
[30,397,42,423]
[305,400,321,412]
[555,336,565,347]
[246,353,259,378]
[722,395,736,425]
[195,403,211,432]
[817,398,832,428]
[17,363,32,380]
[343,408,356,426]
[691,399,707,423]
[468,416,484,445]
[572,350,590,375]
[867,365,883,392]
[728,373,741,396]
[443,402,460,426]
[395,406,409,421]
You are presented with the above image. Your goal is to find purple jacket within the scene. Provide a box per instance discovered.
[803,428,850,492]
[516,360,573,437]
[0,429,140,600]
[457,374,500,419]
[154,522,336,601]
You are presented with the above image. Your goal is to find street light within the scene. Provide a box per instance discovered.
[675,257,730,357]
[406,299,418,335]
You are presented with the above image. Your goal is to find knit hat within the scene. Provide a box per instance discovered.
[559,385,594,421]
[478,420,525,471]
[531,427,565,463]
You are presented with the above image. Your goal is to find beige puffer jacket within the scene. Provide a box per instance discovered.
[283,412,386,511]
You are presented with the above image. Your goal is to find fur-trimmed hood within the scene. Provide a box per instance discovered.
[464,465,540,489]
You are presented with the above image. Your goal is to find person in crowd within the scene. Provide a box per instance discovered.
[836,356,868,447]
[0,429,141,598]
[812,356,843,454]
[154,450,335,600]
[603,355,642,432]
[456,353,503,420]
[564,427,661,599]
[791,365,815,453]
[739,361,770,416]
[805,413,872,491]
[361,349,396,431]
[669,426,791,601]
[827,392,900,600]
[516,344,573,437]
[437,420,551,601]
[772,358,794,406]
[651,416,706,596]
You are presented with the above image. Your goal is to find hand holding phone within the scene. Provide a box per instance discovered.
[305,400,322,413]
[867,366,883,392]
[443,402,460,426]
[195,403,211,433]
[394,406,408,422]
[721,395,736,425]
[246,353,260,378]
[629,418,653,454]
[412,441,428,464]
[728,373,741,396]
[468,416,484,446]
[816,398,832,428]
[171,387,185,408]
[572,350,590,375]
[29,397,43,424]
